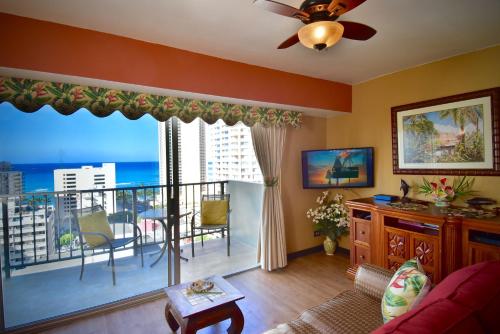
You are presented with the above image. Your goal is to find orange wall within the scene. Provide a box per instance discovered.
[282,116,327,253]
[0,13,351,113]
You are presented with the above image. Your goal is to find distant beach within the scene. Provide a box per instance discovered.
[12,161,160,193]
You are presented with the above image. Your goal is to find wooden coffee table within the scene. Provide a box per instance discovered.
[164,275,245,334]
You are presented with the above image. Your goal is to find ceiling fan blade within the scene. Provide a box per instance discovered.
[254,0,309,20]
[338,21,376,40]
[328,0,367,16]
[277,33,300,49]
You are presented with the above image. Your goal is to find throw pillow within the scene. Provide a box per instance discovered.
[381,258,431,323]
[78,210,114,247]
[201,200,229,225]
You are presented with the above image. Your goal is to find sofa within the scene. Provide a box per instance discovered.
[265,261,500,333]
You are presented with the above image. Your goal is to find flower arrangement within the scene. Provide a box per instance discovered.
[306,191,350,242]
[419,176,475,205]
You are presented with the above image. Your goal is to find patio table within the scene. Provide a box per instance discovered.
[139,208,191,267]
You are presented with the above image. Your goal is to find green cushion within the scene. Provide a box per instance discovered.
[381,258,431,323]
[78,210,114,247]
[201,200,229,225]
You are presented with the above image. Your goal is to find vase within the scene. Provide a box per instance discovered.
[323,236,337,256]
[434,199,451,207]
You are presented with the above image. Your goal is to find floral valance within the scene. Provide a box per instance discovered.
[0,76,301,127]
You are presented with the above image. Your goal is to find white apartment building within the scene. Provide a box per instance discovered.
[7,199,55,266]
[53,163,116,218]
[158,119,261,185]
[0,166,55,266]
[206,121,262,183]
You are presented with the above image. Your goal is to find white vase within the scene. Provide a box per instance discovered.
[323,236,337,256]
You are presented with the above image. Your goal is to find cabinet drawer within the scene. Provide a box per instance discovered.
[354,245,370,265]
[354,219,370,244]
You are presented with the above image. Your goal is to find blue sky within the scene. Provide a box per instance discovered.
[0,102,159,164]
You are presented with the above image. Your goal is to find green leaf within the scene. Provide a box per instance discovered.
[384,289,408,307]
[404,275,424,293]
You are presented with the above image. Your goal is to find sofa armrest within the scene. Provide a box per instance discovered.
[354,264,393,301]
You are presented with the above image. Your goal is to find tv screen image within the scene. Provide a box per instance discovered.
[302,147,374,188]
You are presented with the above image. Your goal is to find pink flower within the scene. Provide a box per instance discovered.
[34,83,47,97]
[71,87,84,100]
[440,178,447,185]
[137,95,146,106]
[106,91,117,103]
[163,100,174,109]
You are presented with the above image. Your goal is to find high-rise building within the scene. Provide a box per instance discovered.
[158,119,261,184]
[6,199,56,266]
[53,163,116,217]
[0,162,23,195]
[206,122,262,182]
[0,163,55,266]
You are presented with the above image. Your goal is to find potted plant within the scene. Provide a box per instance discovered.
[307,191,350,255]
[419,176,475,207]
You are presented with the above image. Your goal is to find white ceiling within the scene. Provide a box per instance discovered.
[1,0,499,85]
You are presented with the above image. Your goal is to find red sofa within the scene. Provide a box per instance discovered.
[373,261,500,334]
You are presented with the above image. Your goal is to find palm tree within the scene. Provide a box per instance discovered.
[439,108,467,142]
[404,114,436,136]
[440,105,484,143]
[463,105,483,133]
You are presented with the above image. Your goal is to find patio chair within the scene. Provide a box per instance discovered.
[73,206,144,285]
[191,194,231,257]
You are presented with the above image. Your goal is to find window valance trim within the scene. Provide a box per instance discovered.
[0,76,302,127]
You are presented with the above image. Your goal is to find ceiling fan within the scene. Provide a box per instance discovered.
[254,0,376,51]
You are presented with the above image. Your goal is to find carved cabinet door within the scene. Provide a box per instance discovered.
[384,227,409,272]
[410,234,440,283]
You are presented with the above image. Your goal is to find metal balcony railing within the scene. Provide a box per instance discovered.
[0,181,227,277]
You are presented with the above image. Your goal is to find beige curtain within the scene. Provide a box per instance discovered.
[251,123,287,271]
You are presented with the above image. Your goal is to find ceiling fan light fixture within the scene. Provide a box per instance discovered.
[298,21,344,51]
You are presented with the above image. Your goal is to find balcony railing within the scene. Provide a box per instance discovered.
[0,181,228,276]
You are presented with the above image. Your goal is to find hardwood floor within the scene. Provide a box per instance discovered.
[42,252,352,334]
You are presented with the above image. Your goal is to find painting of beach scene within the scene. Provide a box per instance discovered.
[396,95,494,171]
[302,148,374,188]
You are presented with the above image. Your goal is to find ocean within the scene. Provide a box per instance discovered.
[12,161,160,193]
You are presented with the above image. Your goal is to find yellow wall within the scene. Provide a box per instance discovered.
[282,116,328,253]
[278,46,500,254]
[326,45,500,220]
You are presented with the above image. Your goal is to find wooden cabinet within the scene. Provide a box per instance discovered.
[384,227,408,271]
[410,234,440,282]
[349,209,374,274]
[354,218,371,245]
[462,219,500,267]
[353,244,370,266]
[346,198,500,283]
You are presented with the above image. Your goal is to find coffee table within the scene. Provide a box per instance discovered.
[164,275,245,334]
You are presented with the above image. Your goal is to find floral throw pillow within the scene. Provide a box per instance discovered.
[381,258,431,323]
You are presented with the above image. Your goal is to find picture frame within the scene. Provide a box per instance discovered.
[391,87,500,175]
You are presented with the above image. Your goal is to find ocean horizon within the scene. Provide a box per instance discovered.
[11,161,160,193]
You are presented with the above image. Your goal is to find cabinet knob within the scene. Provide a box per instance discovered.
[361,231,365,235]
[360,255,365,260]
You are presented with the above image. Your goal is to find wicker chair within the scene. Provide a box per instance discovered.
[73,206,144,285]
[264,264,393,333]
[190,194,231,257]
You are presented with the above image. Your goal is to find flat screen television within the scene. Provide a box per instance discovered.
[302,147,374,189]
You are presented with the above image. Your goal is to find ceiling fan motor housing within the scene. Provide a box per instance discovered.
[300,0,340,22]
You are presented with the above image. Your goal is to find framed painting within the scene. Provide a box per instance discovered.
[392,87,500,175]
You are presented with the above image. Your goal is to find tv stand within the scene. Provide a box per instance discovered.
[345,198,500,283]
